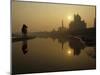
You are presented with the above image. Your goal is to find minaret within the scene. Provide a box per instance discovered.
[62,19,64,28]
[62,42,64,50]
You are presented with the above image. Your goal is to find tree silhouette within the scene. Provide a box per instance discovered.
[21,24,28,37]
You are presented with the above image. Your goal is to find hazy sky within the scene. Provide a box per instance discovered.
[12,1,96,33]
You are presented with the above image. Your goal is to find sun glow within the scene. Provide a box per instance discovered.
[67,50,71,54]
[67,50,72,55]
[67,16,73,21]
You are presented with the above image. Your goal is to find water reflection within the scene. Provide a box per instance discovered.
[57,37,67,49]
[54,36,96,58]
[22,39,28,55]
[12,36,96,74]
[20,35,95,58]
[67,50,72,55]
[86,47,96,59]
[69,37,85,56]
[65,48,73,56]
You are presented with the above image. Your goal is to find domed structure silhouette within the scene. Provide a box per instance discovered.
[69,14,86,32]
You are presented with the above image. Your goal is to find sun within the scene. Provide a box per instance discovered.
[67,16,73,21]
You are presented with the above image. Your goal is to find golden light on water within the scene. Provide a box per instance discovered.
[67,50,72,55]
[63,48,73,56]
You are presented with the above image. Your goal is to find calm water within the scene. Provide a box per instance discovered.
[12,37,96,74]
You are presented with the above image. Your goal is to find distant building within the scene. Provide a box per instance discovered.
[58,20,67,32]
[69,14,86,32]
